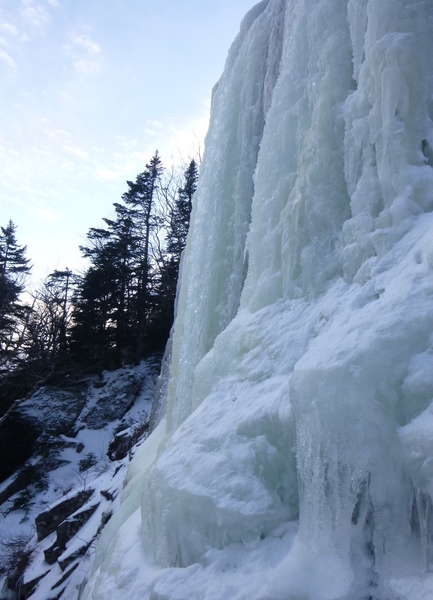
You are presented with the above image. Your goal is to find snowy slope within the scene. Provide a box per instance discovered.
[84,1,433,599]
[0,359,159,600]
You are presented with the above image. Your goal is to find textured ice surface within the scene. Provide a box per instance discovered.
[84,0,433,598]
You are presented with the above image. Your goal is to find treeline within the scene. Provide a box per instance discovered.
[0,151,198,416]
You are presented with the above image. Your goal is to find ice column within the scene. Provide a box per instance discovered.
[165,0,286,431]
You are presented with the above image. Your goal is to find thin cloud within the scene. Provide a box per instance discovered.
[146,119,164,130]
[64,29,102,75]
[63,144,88,159]
[0,49,16,68]
[98,168,121,182]
[73,58,100,75]
[20,0,50,28]
[71,34,100,54]
[0,22,19,36]
[61,161,76,173]
[0,22,19,56]
[37,207,57,222]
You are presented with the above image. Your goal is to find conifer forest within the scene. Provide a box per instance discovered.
[0,153,198,420]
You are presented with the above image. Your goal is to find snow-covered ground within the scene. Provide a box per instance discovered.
[0,358,160,599]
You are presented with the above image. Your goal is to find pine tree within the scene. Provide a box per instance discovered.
[0,221,32,415]
[71,225,125,369]
[0,221,31,360]
[166,159,197,263]
[69,152,196,372]
[122,151,164,363]
[70,162,162,370]
[156,158,198,332]
[71,200,141,368]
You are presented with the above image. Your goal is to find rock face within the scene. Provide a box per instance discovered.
[16,384,90,435]
[7,570,50,600]
[0,362,157,484]
[35,490,94,542]
[107,419,149,462]
[78,368,148,430]
[0,360,159,600]
[0,383,90,484]
[44,504,99,566]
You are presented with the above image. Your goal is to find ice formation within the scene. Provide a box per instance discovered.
[84,0,433,598]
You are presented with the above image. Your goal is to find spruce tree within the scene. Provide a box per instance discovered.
[122,151,164,363]
[72,201,140,368]
[69,152,197,372]
[0,220,31,359]
[0,221,32,415]
[72,224,128,369]
[157,158,198,331]
[166,159,197,263]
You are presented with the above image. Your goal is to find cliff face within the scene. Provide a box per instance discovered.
[0,361,159,600]
[85,2,433,599]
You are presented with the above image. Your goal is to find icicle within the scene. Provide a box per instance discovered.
[414,486,432,572]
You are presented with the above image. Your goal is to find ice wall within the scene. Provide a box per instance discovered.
[161,0,286,430]
[84,1,433,599]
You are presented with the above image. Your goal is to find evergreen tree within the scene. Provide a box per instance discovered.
[70,266,117,369]
[122,151,164,363]
[166,158,197,262]
[157,158,198,330]
[71,148,165,369]
[0,221,31,360]
[0,153,198,414]
[0,221,32,414]
[102,203,138,361]
[71,202,139,368]
[69,151,197,372]
[48,269,73,356]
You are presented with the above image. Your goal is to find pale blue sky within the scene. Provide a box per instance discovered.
[0,0,255,283]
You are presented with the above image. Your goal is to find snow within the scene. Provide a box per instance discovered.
[80,0,433,598]
[0,360,158,600]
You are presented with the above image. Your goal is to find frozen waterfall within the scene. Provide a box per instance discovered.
[84,0,433,598]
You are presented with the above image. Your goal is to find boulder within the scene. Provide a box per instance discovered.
[43,504,99,565]
[35,489,93,542]
[107,419,149,461]
[79,370,146,430]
